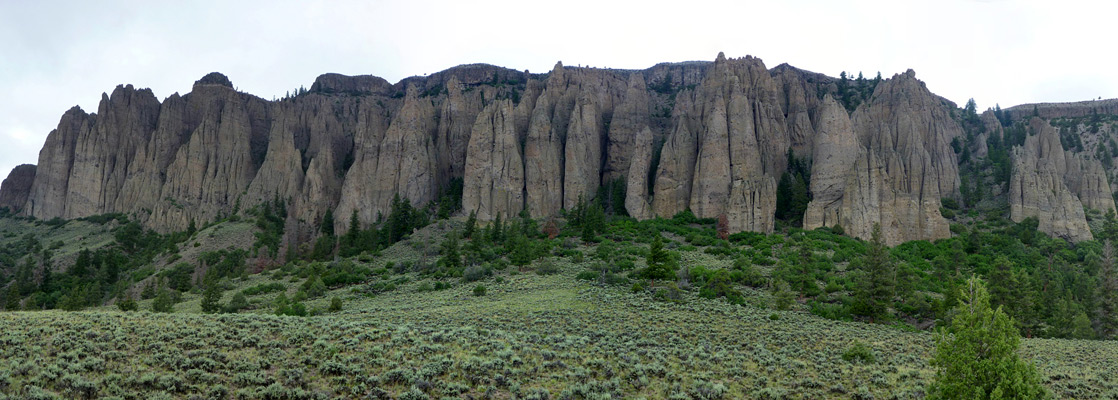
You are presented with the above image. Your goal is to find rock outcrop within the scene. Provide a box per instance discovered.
[803,70,960,245]
[624,127,655,220]
[12,53,1111,248]
[0,164,35,213]
[802,95,859,229]
[1009,118,1111,241]
[462,100,524,220]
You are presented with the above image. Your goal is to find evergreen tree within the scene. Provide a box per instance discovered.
[441,232,462,270]
[341,210,361,256]
[773,278,796,311]
[1097,240,1118,339]
[302,275,327,298]
[490,212,505,244]
[987,256,1017,314]
[929,277,1049,399]
[641,236,676,288]
[320,209,335,237]
[200,284,223,314]
[72,248,92,278]
[580,202,606,241]
[388,194,414,242]
[518,208,538,237]
[39,264,52,294]
[508,233,535,269]
[854,224,894,322]
[152,288,174,313]
[464,210,477,239]
[58,285,86,311]
[5,284,20,310]
[16,257,34,296]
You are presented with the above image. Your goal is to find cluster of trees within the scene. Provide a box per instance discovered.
[1,216,196,312]
[775,150,811,226]
[835,71,882,113]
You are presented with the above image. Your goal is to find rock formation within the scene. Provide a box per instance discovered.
[6,53,1115,248]
[0,164,35,213]
[802,95,858,230]
[462,100,524,220]
[803,70,960,245]
[1009,118,1112,242]
[624,127,655,220]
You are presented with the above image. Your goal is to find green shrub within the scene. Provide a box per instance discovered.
[225,293,248,313]
[463,265,490,282]
[117,297,138,312]
[535,258,560,275]
[473,285,487,296]
[842,341,876,364]
[328,297,343,312]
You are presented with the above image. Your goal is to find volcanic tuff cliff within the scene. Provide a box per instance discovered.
[3,53,1114,246]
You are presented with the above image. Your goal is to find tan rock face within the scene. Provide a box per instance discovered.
[23,56,1091,247]
[803,95,859,230]
[652,114,698,218]
[462,100,524,220]
[0,164,36,213]
[523,92,564,218]
[801,70,959,245]
[333,96,393,233]
[26,107,92,219]
[624,127,654,220]
[563,94,603,210]
[1009,118,1107,242]
[368,85,439,215]
[604,73,651,181]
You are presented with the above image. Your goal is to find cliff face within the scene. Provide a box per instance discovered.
[0,164,35,212]
[9,54,1112,245]
[801,70,961,245]
[1008,118,1113,242]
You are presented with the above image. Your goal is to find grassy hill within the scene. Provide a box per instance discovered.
[1,219,1116,399]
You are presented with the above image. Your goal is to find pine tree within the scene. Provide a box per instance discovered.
[320,209,335,237]
[508,233,535,269]
[929,277,1049,399]
[773,278,796,311]
[200,284,223,314]
[5,284,21,310]
[152,288,174,313]
[342,209,360,255]
[854,223,894,322]
[72,248,92,278]
[441,232,462,270]
[1097,240,1118,339]
[464,210,477,239]
[39,264,52,294]
[490,212,505,244]
[641,236,676,288]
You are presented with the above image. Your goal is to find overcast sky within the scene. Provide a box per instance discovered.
[1,0,1115,177]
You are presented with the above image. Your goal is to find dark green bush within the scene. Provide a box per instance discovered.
[841,341,876,364]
